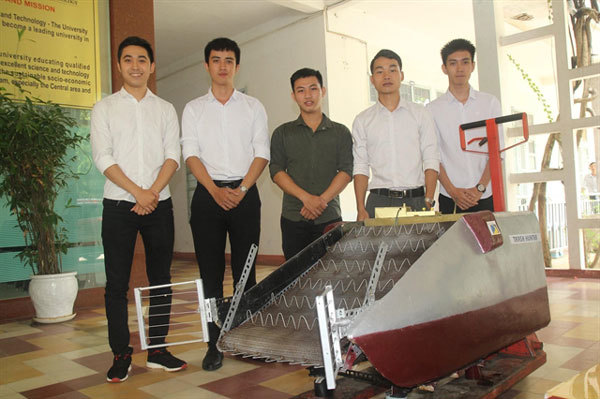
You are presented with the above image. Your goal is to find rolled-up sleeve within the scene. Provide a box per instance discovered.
[163,104,181,170]
[90,102,116,174]
[181,102,201,162]
[337,125,353,178]
[252,101,270,161]
[419,108,440,172]
[351,116,369,177]
[269,126,286,179]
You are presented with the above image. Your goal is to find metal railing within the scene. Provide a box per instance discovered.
[517,198,599,254]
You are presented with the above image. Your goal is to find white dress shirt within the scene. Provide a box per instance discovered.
[352,99,440,190]
[91,88,181,202]
[181,89,270,180]
[427,87,502,199]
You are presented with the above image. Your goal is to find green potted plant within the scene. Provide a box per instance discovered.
[0,85,83,323]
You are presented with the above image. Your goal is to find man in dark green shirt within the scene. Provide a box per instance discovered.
[270,68,353,260]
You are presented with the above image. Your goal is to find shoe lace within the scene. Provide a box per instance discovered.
[149,348,167,357]
[114,352,131,361]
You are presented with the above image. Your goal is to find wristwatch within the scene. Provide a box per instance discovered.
[425,197,435,207]
[476,184,486,193]
[240,185,248,193]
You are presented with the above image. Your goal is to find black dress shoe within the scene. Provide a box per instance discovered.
[202,345,223,371]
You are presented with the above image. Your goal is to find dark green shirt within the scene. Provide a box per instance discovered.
[269,114,353,223]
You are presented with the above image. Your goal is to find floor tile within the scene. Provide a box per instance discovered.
[160,386,229,399]
[5,375,60,393]
[0,338,42,357]
[19,382,73,399]
[137,377,197,396]
[259,368,314,395]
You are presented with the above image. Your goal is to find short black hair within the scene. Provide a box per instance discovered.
[370,49,402,74]
[204,37,241,65]
[117,36,154,63]
[441,38,476,65]
[290,68,323,90]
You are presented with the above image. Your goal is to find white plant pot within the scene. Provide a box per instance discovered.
[29,271,78,323]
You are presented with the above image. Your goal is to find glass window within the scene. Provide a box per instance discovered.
[0,4,110,299]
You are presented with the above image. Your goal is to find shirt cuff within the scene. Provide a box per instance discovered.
[423,159,440,173]
[269,164,284,180]
[340,167,354,180]
[353,164,369,176]
[95,155,117,175]
[254,148,271,162]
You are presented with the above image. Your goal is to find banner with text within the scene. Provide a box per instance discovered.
[0,0,100,108]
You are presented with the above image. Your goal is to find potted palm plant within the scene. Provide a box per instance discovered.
[0,86,83,323]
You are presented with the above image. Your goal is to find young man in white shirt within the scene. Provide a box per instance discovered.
[427,38,502,214]
[181,37,270,371]
[352,49,439,220]
[91,36,186,383]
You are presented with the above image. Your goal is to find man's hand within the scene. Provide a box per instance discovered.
[211,187,240,211]
[301,194,327,219]
[229,187,247,207]
[131,203,151,215]
[133,188,159,214]
[356,207,369,221]
[449,187,478,210]
[464,187,483,204]
[300,206,319,220]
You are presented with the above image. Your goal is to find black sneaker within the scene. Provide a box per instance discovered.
[146,348,187,372]
[202,345,223,371]
[107,347,133,383]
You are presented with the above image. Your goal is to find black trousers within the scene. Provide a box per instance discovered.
[190,183,260,343]
[280,216,342,260]
[102,198,174,355]
[439,193,494,214]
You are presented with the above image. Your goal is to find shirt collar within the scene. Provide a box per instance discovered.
[207,87,239,103]
[375,98,407,112]
[294,113,334,131]
[445,85,477,104]
[119,86,155,102]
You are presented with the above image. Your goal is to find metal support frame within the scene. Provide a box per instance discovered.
[315,241,388,390]
[134,279,212,350]
[218,243,258,341]
[364,242,388,306]
[315,285,343,390]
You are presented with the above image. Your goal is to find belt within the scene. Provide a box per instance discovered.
[370,186,425,198]
[213,179,243,189]
[103,198,172,208]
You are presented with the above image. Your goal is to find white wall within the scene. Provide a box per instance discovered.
[157,14,328,256]
[235,14,328,256]
[325,1,478,97]
[324,31,368,221]
[157,64,210,254]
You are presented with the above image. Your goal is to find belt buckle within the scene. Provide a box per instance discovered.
[389,190,405,199]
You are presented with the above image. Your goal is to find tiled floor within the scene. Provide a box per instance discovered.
[0,260,598,399]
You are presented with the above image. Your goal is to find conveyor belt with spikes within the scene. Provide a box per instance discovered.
[218,221,455,365]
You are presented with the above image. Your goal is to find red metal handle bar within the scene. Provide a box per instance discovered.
[457,112,529,212]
